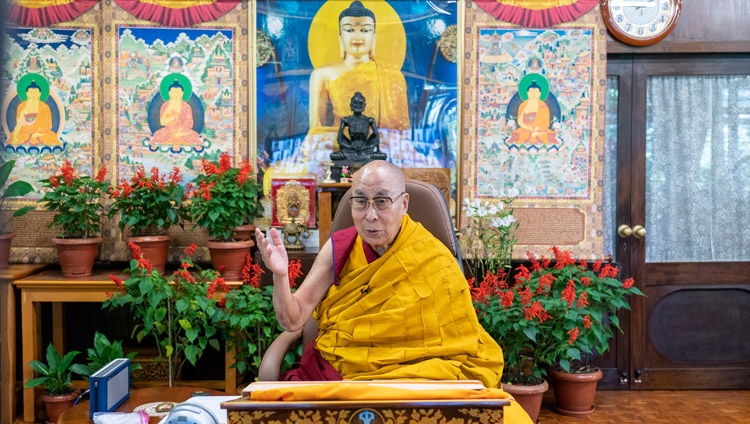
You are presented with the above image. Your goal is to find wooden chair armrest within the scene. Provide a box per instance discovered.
[257,328,303,381]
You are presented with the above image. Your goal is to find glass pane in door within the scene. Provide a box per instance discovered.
[645,75,750,262]
[603,76,619,260]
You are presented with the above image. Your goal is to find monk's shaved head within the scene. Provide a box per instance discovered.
[353,160,405,193]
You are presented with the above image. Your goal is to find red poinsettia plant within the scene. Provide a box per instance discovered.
[38,160,109,238]
[108,166,189,236]
[472,247,644,385]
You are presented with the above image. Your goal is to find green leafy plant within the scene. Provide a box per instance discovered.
[219,255,303,377]
[0,159,35,234]
[102,243,225,386]
[473,247,645,385]
[24,343,82,396]
[38,160,109,238]
[108,166,189,236]
[460,192,518,280]
[189,152,263,241]
[70,331,142,378]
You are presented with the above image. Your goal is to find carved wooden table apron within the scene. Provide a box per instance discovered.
[223,397,508,423]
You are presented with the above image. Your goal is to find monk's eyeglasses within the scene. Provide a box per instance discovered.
[349,192,405,212]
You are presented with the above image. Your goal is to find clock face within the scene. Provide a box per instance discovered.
[602,0,682,46]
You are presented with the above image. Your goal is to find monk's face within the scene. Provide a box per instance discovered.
[351,165,408,255]
[339,16,375,59]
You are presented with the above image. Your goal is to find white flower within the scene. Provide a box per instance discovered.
[491,215,516,228]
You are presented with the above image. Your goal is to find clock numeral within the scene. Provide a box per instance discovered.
[616,14,624,23]
[625,23,632,32]
[637,27,644,35]
[650,24,657,32]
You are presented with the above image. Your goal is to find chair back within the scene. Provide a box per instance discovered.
[330,179,463,269]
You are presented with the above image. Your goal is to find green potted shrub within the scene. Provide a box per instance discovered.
[108,166,189,273]
[24,343,83,423]
[0,159,35,269]
[38,160,110,277]
[189,153,263,280]
[70,331,142,378]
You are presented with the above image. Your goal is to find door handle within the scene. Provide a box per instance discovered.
[633,225,647,238]
[618,224,633,238]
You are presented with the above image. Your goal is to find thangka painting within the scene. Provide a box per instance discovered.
[1,27,96,198]
[462,3,607,259]
[115,27,236,183]
[256,0,459,194]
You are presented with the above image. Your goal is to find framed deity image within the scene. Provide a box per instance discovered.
[271,178,316,228]
[461,3,607,259]
[255,0,460,197]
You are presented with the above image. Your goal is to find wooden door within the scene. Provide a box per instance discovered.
[612,55,750,389]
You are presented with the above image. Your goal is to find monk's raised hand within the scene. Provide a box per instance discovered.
[255,227,289,276]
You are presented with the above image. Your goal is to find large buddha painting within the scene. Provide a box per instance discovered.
[1,27,95,198]
[463,5,607,259]
[116,27,234,182]
[256,0,459,193]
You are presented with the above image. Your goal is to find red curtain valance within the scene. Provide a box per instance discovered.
[113,0,241,27]
[9,0,100,27]
[472,0,599,27]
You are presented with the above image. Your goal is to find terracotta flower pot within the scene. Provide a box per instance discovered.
[127,234,170,274]
[502,379,548,423]
[549,367,603,416]
[207,239,254,281]
[52,237,102,278]
[232,224,257,241]
[0,233,15,269]
[42,390,79,424]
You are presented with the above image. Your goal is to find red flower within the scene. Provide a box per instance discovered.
[501,290,514,308]
[562,280,576,308]
[288,259,303,288]
[567,327,579,344]
[583,315,591,329]
[128,242,142,259]
[581,276,590,286]
[183,244,197,256]
[109,274,124,289]
[623,277,635,289]
[49,176,59,187]
[95,165,107,183]
[61,160,75,185]
[576,291,589,308]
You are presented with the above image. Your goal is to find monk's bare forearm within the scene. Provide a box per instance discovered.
[272,272,304,331]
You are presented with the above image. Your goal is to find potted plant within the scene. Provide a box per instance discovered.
[189,152,263,280]
[219,255,304,378]
[462,194,552,421]
[109,166,189,273]
[24,343,83,423]
[515,247,645,416]
[70,331,142,378]
[102,242,226,386]
[38,160,109,278]
[0,159,35,269]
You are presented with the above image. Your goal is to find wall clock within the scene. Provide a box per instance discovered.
[601,0,682,47]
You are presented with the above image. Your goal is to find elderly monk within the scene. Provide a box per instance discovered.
[255,161,532,422]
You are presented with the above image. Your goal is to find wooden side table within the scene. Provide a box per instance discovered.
[0,264,49,424]
[58,386,228,424]
[317,182,351,245]
[13,269,242,423]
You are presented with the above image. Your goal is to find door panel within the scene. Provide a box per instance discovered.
[626,56,750,389]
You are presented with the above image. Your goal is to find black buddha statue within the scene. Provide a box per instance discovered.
[330,92,387,179]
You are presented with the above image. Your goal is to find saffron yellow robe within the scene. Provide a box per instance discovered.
[314,215,504,387]
[8,100,61,146]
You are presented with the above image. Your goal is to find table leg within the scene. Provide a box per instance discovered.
[318,191,332,245]
[0,278,16,424]
[225,342,237,395]
[21,295,38,423]
[52,303,64,352]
